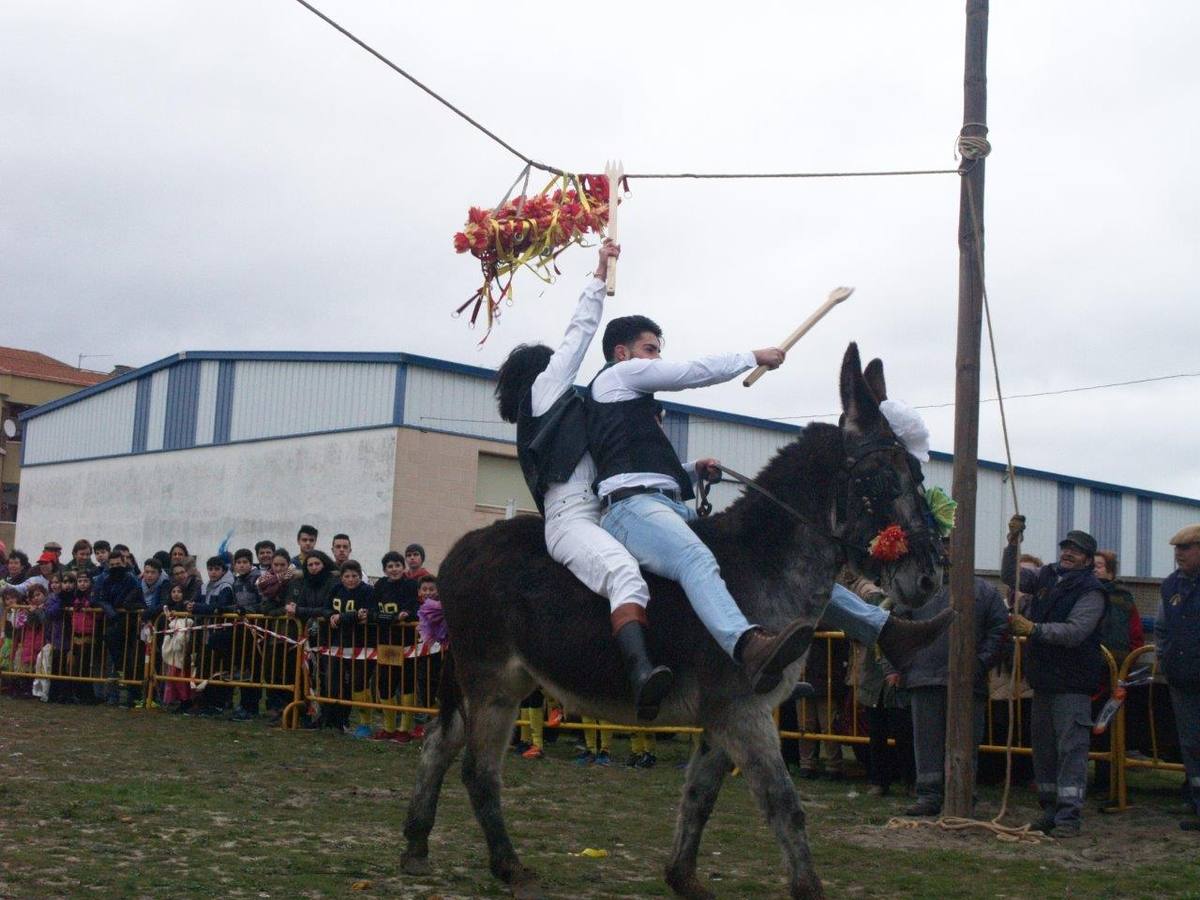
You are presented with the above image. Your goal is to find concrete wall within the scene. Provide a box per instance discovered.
[16,429,398,576]
[389,428,521,573]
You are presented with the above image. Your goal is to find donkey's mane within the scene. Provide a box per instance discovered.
[698,421,843,553]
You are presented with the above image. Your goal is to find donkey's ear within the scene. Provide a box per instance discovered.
[839,343,882,433]
[863,358,887,403]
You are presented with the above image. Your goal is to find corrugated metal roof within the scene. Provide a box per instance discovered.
[15,348,1200,509]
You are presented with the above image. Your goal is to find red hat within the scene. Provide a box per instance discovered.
[37,551,57,564]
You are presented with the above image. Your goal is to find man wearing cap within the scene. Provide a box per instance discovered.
[1002,517,1105,837]
[1156,524,1200,832]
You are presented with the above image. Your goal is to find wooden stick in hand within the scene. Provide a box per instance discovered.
[604,159,623,296]
[743,286,855,387]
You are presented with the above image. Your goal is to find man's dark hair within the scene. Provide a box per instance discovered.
[297,524,318,540]
[206,555,228,571]
[602,315,662,361]
[93,540,112,553]
[494,343,553,423]
[143,557,163,573]
[418,574,438,587]
[153,550,172,570]
[340,559,363,576]
[113,543,130,555]
[72,539,92,554]
[233,548,253,563]
[381,550,404,568]
[405,544,426,562]
[332,533,351,544]
[254,540,276,554]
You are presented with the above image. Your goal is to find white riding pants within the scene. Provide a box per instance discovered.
[543,488,650,614]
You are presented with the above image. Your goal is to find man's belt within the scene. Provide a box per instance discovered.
[602,486,682,508]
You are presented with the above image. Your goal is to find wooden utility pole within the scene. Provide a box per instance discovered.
[944,0,989,818]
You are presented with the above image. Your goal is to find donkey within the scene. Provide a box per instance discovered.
[400,344,944,899]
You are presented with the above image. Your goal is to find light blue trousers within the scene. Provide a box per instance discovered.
[600,492,890,658]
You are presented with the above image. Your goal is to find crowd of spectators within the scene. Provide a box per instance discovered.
[3,521,1199,833]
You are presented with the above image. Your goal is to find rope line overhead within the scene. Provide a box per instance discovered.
[291,0,960,183]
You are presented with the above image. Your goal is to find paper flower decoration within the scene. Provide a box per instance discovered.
[868,524,910,562]
[925,487,957,538]
[453,172,614,341]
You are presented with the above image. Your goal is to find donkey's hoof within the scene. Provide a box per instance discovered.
[665,870,715,900]
[509,870,545,900]
[400,852,431,876]
[791,875,826,900]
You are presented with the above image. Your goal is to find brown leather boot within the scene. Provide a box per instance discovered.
[877,608,955,671]
[736,620,815,694]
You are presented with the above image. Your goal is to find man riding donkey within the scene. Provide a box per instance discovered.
[496,240,953,719]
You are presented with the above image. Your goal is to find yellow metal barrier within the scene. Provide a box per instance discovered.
[1,603,148,702]
[1111,644,1185,811]
[286,618,441,734]
[148,611,305,722]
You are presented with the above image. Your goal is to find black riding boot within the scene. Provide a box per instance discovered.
[614,621,674,722]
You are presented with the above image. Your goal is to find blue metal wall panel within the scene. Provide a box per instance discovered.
[664,410,689,460]
[214,360,236,445]
[164,360,200,450]
[1056,482,1075,540]
[392,362,407,425]
[1090,488,1122,553]
[132,377,152,452]
[1136,496,1153,577]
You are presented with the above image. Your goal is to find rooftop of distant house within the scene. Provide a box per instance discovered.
[0,346,112,389]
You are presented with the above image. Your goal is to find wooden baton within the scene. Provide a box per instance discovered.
[743,286,855,387]
[604,160,623,296]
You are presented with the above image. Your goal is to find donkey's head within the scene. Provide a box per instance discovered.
[837,343,944,607]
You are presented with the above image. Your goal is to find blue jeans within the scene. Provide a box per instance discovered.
[601,492,751,658]
[822,584,890,645]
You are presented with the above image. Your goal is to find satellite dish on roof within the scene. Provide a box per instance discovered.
[2,419,16,439]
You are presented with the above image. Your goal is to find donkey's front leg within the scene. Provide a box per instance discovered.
[401,705,466,875]
[461,697,543,899]
[721,715,825,900]
[665,740,733,900]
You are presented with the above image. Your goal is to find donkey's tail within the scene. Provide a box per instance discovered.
[435,649,461,727]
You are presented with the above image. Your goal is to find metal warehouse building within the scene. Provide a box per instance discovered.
[15,351,1200,585]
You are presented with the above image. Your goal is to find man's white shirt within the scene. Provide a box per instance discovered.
[530,278,605,503]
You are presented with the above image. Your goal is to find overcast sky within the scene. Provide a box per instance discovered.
[3,1,1198,499]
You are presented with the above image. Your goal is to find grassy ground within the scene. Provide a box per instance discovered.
[1,697,1198,898]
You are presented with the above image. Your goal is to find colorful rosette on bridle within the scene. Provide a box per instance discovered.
[452,172,615,341]
[868,524,910,563]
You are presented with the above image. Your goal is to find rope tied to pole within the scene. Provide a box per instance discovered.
[956,123,993,161]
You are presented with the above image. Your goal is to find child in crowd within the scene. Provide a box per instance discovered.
[402,544,431,581]
[415,575,444,742]
[15,584,48,692]
[575,718,614,766]
[253,540,276,576]
[515,690,545,760]
[67,571,103,703]
[189,556,235,717]
[328,559,375,736]
[370,551,421,742]
[230,549,263,722]
[256,549,300,723]
[37,573,70,702]
[93,541,112,570]
[627,731,658,768]
[161,583,194,712]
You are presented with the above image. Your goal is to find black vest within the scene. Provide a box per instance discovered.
[1026,566,1103,695]
[584,365,694,500]
[515,388,590,514]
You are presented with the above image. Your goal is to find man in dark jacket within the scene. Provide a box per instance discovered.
[93,558,144,707]
[891,565,1007,816]
[1004,517,1105,837]
[1156,524,1200,832]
